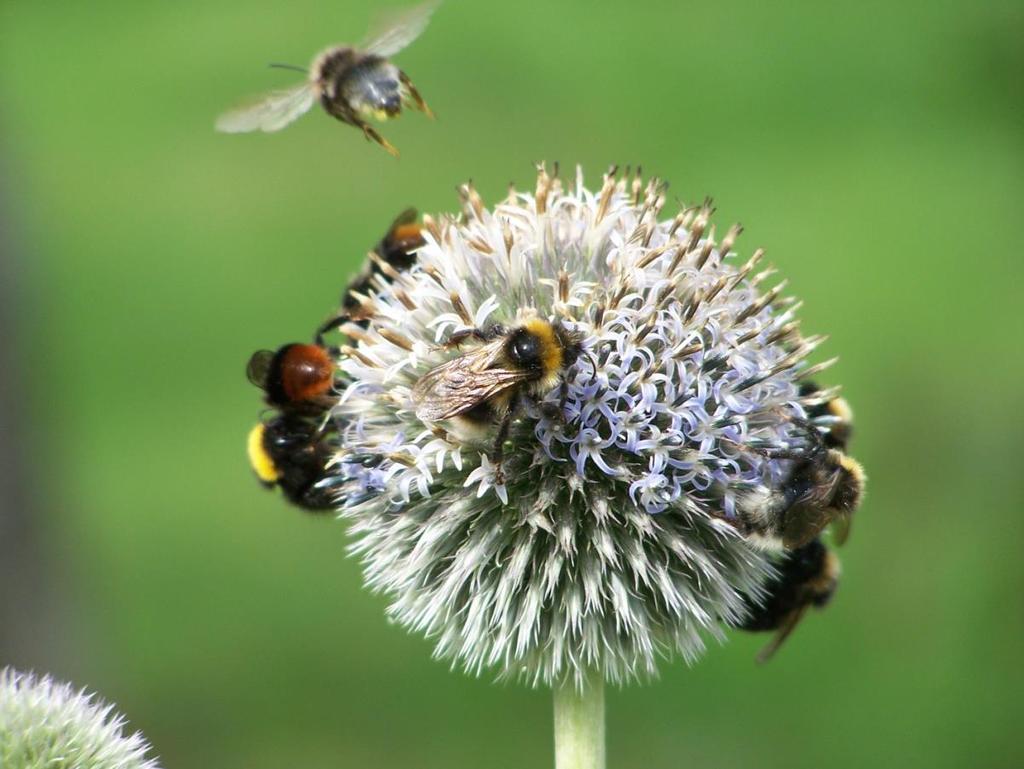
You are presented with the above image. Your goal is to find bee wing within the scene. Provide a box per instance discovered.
[381,207,422,252]
[412,344,530,422]
[215,81,318,133]
[247,349,276,389]
[831,515,853,546]
[361,0,440,58]
[388,207,419,230]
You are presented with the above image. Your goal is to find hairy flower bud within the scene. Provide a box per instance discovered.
[0,668,160,769]
[327,165,849,686]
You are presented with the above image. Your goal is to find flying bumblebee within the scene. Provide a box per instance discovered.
[247,415,337,511]
[412,318,584,480]
[215,1,439,156]
[738,386,864,551]
[734,536,840,662]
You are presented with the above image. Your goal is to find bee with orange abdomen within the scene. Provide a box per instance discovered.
[246,343,336,411]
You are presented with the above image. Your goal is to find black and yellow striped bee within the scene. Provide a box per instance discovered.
[800,380,854,451]
[247,415,337,512]
[412,318,584,481]
[738,383,865,550]
[733,383,863,660]
[734,536,840,663]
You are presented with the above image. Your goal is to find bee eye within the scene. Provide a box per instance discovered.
[511,333,539,364]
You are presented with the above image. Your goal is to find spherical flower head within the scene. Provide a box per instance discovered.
[0,668,161,769]
[330,165,836,686]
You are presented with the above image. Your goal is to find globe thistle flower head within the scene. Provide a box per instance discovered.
[0,668,161,769]
[330,165,840,686]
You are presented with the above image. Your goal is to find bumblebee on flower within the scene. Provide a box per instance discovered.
[312,164,864,686]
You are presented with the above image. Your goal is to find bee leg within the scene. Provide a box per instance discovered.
[755,606,810,664]
[761,445,819,461]
[558,379,571,416]
[442,328,478,348]
[442,326,497,348]
[490,412,514,486]
[541,380,571,422]
[315,313,349,349]
[356,120,399,157]
[399,71,433,119]
[585,350,600,385]
[706,508,749,536]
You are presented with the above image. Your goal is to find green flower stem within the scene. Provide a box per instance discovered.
[553,670,605,769]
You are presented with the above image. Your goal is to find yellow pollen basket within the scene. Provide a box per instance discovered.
[354,103,396,123]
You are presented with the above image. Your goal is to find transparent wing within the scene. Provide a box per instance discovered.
[412,344,529,422]
[361,0,439,58]
[388,207,419,230]
[216,82,317,133]
[247,350,276,388]
[831,515,852,546]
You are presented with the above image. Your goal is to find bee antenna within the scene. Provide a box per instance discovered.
[789,414,828,454]
[268,62,308,74]
[585,350,599,385]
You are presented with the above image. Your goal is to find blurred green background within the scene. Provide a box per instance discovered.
[1,0,1022,767]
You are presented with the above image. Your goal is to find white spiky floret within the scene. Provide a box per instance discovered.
[328,165,834,686]
[0,668,160,769]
